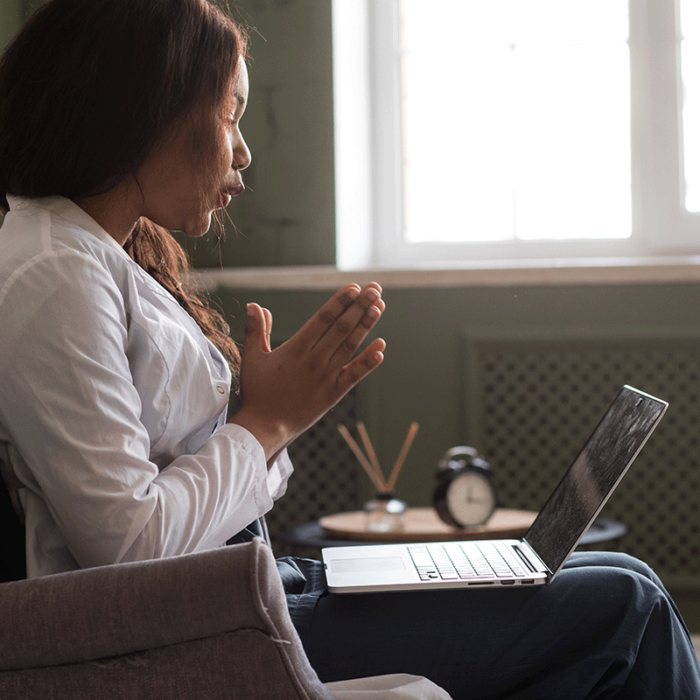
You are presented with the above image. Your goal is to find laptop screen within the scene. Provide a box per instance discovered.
[524,386,667,578]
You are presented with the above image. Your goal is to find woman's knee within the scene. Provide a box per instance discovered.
[567,550,658,582]
[556,555,667,627]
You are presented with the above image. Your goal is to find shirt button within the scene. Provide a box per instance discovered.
[216,386,226,394]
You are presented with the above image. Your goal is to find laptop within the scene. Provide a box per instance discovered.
[322,385,668,594]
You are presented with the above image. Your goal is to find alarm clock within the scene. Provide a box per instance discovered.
[433,446,497,528]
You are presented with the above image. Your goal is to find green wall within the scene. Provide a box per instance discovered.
[0,0,21,49]
[0,1,43,48]
[175,0,337,267]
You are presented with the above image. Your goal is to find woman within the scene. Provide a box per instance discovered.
[0,1,698,698]
[0,0,385,575]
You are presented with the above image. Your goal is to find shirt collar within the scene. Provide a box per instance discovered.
[6,195,128,256]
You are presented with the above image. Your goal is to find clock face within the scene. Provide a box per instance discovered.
[446,471,496,526]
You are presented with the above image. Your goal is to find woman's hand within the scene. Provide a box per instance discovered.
[228,283,386,463]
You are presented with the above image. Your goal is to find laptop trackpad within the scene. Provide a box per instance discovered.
[330,557,406,573]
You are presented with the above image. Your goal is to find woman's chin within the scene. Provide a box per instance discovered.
[182,213,213,238]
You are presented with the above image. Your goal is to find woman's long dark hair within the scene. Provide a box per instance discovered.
[0,0,245,381]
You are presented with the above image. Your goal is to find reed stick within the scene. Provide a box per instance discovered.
[337,424,386,492]
[356,421,387,491]
[386,422,419,492]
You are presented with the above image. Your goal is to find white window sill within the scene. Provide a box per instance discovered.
[191,256,700,292]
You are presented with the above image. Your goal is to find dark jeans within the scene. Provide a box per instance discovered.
[281,551,700,700]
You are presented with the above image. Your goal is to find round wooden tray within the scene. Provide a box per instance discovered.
[319,507,538,543]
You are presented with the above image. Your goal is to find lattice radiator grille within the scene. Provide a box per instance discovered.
[464,334,700,577]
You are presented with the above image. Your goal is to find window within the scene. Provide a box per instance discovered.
[682,0,700,212]
[333,0,700,268]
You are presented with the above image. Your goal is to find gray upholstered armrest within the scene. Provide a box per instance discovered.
[0,539,335,700]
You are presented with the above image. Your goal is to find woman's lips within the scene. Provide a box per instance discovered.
[220,183,245,208]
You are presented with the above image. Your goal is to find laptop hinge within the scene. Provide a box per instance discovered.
[513,544,549,574]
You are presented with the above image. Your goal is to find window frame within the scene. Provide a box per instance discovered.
[333,0,700,270]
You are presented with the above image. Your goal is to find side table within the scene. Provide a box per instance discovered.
[276,507,627,552]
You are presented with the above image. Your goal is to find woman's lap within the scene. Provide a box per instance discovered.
[285,551,700,700]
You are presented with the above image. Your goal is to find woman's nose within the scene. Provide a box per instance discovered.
[234,133,251,171]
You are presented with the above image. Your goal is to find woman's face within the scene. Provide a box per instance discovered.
[137,58,251,237]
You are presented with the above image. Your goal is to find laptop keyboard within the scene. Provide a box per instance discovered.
[407,542,530,582]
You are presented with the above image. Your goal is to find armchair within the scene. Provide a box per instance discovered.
[0,539,337,699]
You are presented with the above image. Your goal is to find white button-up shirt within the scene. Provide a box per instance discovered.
[0,196,292,577]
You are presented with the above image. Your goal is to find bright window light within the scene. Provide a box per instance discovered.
[682,0,700,213]
[400,0,632,244]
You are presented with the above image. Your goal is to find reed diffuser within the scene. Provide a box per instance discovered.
[338,421,419,532]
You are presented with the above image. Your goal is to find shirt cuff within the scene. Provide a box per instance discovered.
[266,449,293,500]
[223,423,294,503]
